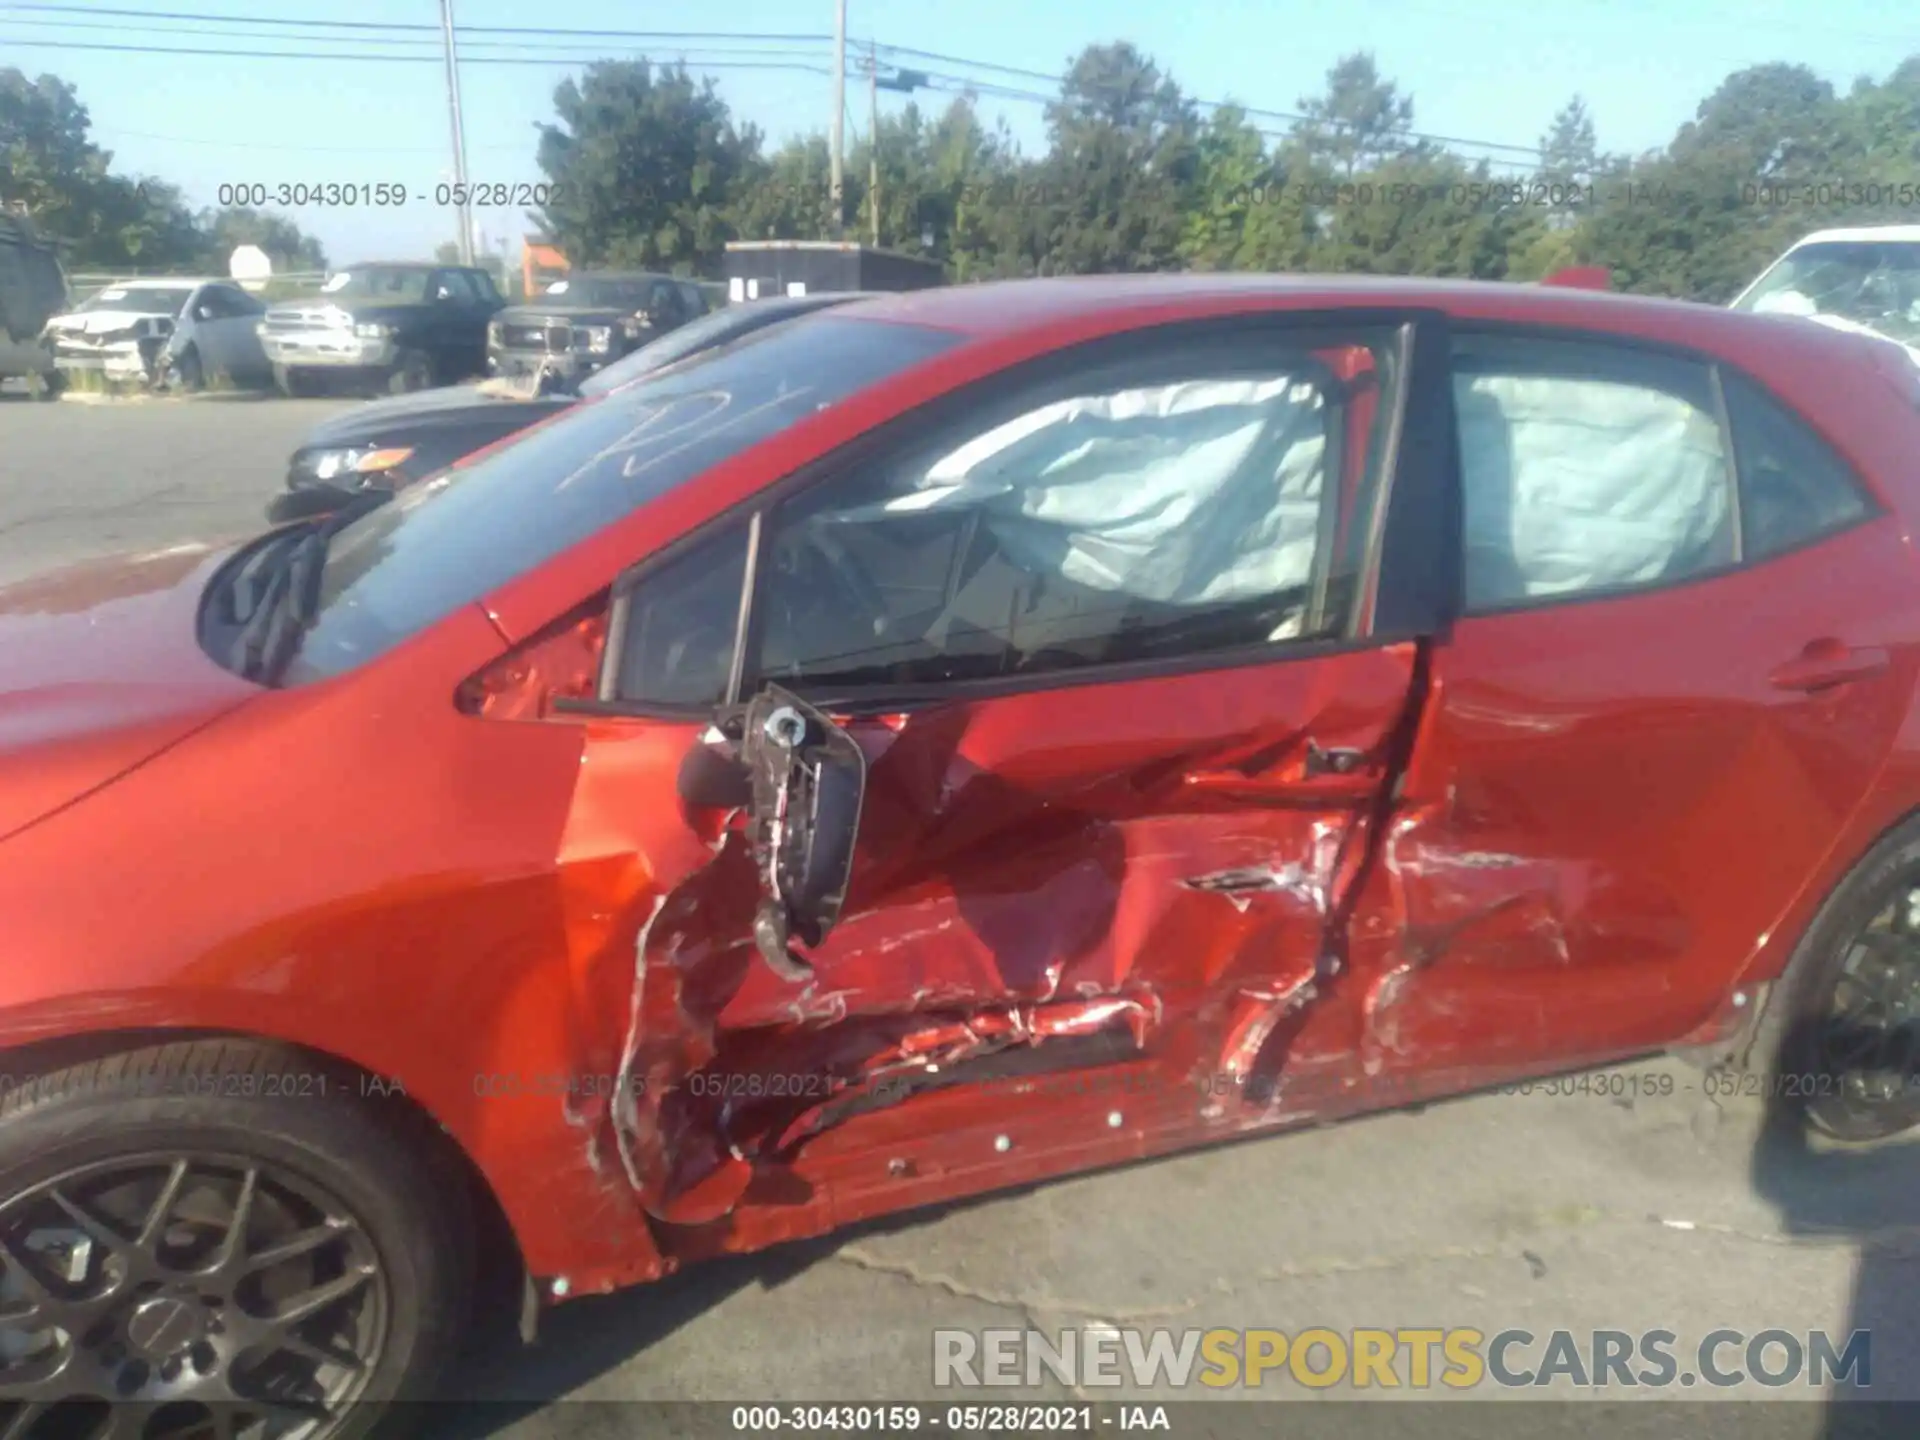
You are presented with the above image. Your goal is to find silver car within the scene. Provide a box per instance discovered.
[42,278,274,390]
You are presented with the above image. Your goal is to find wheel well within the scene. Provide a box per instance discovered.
[0,1026,526,1303]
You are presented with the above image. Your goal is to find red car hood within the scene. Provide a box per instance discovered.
[0,544,258,841]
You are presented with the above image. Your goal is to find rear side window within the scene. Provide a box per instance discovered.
[1720,371,1874,561]
[1451,335,1736,612]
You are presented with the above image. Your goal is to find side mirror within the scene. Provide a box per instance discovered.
[740,685,867,983]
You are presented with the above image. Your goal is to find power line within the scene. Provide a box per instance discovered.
[0,16,830,59]
[0,35,832,71]
[0,4,834,42]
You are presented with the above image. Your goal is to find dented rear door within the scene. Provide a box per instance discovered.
[1344,327,1918,1090]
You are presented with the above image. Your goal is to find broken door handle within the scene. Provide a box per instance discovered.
[1768,643,1890,693]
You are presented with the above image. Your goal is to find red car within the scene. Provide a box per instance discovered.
[4,276,1920,1433]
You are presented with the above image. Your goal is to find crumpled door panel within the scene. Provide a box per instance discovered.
[554,645,1418,1225]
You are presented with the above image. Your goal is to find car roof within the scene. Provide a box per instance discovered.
[94,277,211,289]
[832,272,1757,340]
[338,261,442,271]
[1785,225,1920,247]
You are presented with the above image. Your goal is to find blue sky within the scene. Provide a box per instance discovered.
[5,0,1916,269]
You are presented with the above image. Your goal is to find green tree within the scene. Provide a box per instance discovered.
[1023,41,1200,275]
[534,59,761,274]
[1294,52,1419,178]
[206,206,326,271]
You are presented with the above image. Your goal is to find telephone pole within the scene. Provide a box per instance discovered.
[867,42,880,246]
[829,0,846,236]
[438,0,475,265]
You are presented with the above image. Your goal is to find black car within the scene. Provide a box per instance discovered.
[488,271,708,384]
[258,261,506,397]
[267,290,865,523]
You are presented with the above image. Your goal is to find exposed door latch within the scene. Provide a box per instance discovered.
[1303,741,1367,778]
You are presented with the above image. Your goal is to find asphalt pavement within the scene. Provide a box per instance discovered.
[2,393,1916,1438]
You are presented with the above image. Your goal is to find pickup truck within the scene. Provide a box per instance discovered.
[258,261,505,396]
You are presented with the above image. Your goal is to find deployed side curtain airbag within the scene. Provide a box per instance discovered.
[1455,373,1733,609]
[821,377,1330,606]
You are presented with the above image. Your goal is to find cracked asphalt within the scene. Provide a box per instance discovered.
[4,395,1917,1436]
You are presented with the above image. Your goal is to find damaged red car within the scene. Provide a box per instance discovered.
[6,275,1920,1433]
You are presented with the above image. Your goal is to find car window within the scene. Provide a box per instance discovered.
[678,282,707,316]
[709,326,1401,699]
[77,285,192,316]
[614,524,751,708]
[468,269,502,303]
[575,301,826,396]
[433,270,478,303]
[1450,334,1736,613]
[1721,371,1875,561]
[277,316,961,686]
[194,286,244,319]
[321,268,432,304]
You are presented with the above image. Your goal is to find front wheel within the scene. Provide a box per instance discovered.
[0,1039,474,1439]
[169,345,205,393]
[386,350,432,396]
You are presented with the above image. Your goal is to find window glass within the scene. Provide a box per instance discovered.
[1451,335,1736,612]
[276,315,958,686]
[1722,371,1874,561]
[752,329,1400,695]
[433,271,478,303]
[615,525,749,708]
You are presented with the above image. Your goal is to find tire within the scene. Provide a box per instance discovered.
[387,350,432,396]
[0,1038,473,1439]
[1738,812,1920,1143]
[31,368,64,402]
[272,362,302,398]
[171,345,205,393]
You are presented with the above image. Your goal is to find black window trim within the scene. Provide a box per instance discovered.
[592,307,1441,720]
[1440,319,1887,622]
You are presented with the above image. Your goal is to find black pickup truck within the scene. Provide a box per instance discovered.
[258,261,505,397]
[487,271,708,385]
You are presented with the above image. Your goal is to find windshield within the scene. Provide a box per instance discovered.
[546,277,657,310]
[1733,240,1920,345]
[320,267,433,304]
[275,314,961,685]
[76,286,191,315]
[576,299,845,397]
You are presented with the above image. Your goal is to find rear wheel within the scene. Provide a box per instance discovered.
[1744,815,1920,1142]
[0,1039,473,1440]
[170,346,205,394]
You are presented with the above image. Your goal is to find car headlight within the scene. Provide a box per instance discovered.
[584,325,612,354]
[488,321,504,345]
[309,446,415,482]
[256,322,268,337]
[354,322,390,339]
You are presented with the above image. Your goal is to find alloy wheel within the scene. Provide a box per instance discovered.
[0,1152,390,1440]
[1805,878,1920,1137]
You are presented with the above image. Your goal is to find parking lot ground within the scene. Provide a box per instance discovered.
[4,397,1918,1438]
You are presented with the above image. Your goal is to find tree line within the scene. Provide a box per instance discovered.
[7,44,1918,300]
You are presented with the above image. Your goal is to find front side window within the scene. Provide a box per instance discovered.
[1452,335,1736,612]
[745,327,1401,697]
[275,315,960,685]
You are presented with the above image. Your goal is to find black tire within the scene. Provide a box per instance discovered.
[0,1038,474,1439]
[171,345,205,393]
[31,368,64,401]
[1738,812,1920,1142]
[387,350,432,396]
[272,362,302,398]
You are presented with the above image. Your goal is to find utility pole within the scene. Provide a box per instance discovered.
[867,41,880,247]
[439,0,475,266]
[829,0,846,237]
